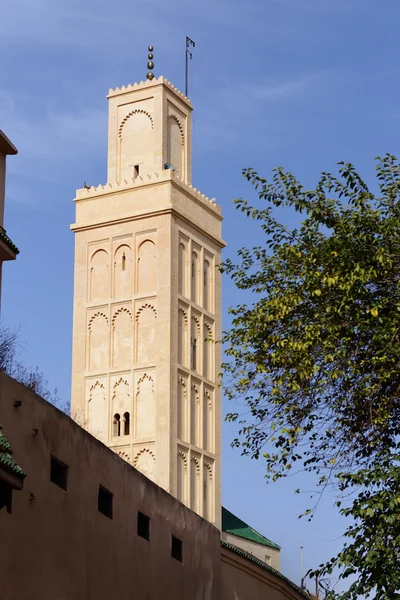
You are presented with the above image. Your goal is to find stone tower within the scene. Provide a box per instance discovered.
[71,75,224,528]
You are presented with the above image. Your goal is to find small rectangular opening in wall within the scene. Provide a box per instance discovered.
[137,511,150,540]
[98,485,113,519]
[171,535,183,562]
[50,455,68,490]
[0,480,13,513]
[133,165,140,178]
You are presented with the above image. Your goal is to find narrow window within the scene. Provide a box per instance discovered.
[191,338,197,371]
[122,252,126,271]
[191,252,198,303]
[171,535,183,562]
[123,412,130,436]
[50,455,68,491]
[113,414,121,437]
[137,511,150,540]
[98,485,113,519]
[133,164,140,178]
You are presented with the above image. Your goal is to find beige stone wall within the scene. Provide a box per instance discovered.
[71,77,224,529]
[221,531,281,571]
[221,546,305,600]
[0,373,222,600]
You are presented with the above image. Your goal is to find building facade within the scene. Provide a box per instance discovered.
[71,76,224,528]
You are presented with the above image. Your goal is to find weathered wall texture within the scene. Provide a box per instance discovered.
[221,547,305,600]
[0,373,221,600]
[222,531,281,571]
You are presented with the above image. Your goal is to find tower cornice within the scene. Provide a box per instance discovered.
[107,76,193,110]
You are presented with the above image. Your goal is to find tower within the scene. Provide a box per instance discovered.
[71,74,224,528]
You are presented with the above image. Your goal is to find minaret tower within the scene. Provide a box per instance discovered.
[71,53,224,528]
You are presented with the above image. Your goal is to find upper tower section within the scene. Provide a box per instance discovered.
[107,77,193,185]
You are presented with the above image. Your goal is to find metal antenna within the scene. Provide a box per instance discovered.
[185,36,195,97]
[300,542,305,589]
[146,46,154,80]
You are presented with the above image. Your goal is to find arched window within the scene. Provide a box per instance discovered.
[123,412,130,435]
[191,251,198,304]
[113,413,121,437]
[191,316,199,372]
[203,259,212,311]
[178,242,187,297]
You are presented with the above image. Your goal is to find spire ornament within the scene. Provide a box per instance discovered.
[146,46,155,80]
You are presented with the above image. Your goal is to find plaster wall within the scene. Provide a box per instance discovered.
[221,547,304,600]
[221,531,281,571]
[0,373,221,600]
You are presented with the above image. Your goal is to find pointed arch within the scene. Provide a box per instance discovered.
[136,304,157,364]
[134,448,156,481]
[203,320,213,380]
[177,449,188,505]
[135,373,155,439]
[137,239,156,294]
[112,308,132,368]
[88,312,109,371]
[88,381,107,442]
[119,109,154,138]
[178,306,188,367]
[190,454,201,514]
[113,244,132,298]
[90,249,109,303]
[191,381,201,447]
[177,375,188,442]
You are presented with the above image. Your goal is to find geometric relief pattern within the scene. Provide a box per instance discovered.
[177,375,188,442]
[136,304,157,364]
[177,448,188,505]
[90,249,109,303]
[191,381,201,448]
[134,448,156,482]
[88,312,109,371]
[203,459,213,522]
[203,388,214,453]
[112,377,131,415]
[112,308,132,368]
[113,244,133,299]
[87,381,107,443]
[190,454,201,514]
[135,373,155,439]
[203,320,213,380]
[178,306,188,367]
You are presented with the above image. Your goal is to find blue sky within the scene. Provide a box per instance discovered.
[2,0,399,594]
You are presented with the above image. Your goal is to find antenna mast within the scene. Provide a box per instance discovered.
[185,36,195,97]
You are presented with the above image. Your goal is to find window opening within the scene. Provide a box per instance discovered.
[122,252,126,271]
[113,414,121,437]
[50,455,68,491]
[137,511,150,540]
[171,535,183,562]
[98,485,113,519]
[133,165,140,178]
[123,412,130,436]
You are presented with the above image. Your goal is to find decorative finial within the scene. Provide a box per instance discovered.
[146,46,154,80]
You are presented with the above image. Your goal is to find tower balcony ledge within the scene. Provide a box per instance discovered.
[75,170,221,215]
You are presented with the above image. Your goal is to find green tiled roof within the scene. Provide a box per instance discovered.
[222,506,280,550]
[221,541,310,599]
[0,229,19,255]
[0,428,25,480]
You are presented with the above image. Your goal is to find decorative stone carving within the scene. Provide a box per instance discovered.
[135,374,155,438]
[89,249,109,303]
[134,448,156,481]
[88,312,109,371]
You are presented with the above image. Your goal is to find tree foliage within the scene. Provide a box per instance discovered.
[222,155,400,598]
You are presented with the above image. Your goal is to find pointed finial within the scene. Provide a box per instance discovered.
[146,46,154,80]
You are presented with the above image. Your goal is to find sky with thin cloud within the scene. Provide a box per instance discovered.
[1,0,399,594]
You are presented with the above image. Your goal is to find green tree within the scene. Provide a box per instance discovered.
[222,155,400,599]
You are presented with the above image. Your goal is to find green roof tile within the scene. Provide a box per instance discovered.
[0,428,25,479]
[222,506,280,550]
[0,229,19,255]
[221,541,311,599]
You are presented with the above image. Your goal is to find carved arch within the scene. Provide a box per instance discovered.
[134,447,155,466]
[168,114,184,144]
[112,307,132,328]
[117,450,131,464]
[88,311,108,332]
[135,303,157,323]
[112,377,130,398]
[178,449,188,470]
[178,305,188,326]
[119,109,154,138]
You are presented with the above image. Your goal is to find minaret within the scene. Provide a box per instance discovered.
[70,56,224,528]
